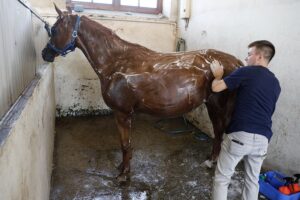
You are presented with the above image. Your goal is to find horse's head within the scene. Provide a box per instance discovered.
[42,4,80,62]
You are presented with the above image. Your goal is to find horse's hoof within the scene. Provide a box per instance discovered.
[117,162,124,172]
[201,159,215,168]
[116,173,130,183]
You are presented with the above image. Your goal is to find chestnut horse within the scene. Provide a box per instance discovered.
[42,5,243,182]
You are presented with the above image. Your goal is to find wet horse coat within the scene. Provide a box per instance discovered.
[42,6,243,181]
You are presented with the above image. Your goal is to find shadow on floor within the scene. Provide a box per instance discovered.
[50,114,249,200]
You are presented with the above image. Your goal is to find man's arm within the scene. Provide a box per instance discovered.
[210,60,228,92]
[212,79,227,92]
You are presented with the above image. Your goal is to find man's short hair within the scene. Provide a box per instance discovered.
[248,40,275,63]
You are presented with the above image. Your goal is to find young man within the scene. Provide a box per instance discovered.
[210,40,281,200]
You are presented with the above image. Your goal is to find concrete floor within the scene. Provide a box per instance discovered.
[50,114,256,200]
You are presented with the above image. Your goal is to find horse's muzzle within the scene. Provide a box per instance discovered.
[42,47,57,62]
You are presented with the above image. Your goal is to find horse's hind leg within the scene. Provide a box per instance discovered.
[205,91,236,166]
[115,111,132,182]
[205,103,225,165]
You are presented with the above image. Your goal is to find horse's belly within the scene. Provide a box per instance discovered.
[135,86,206,117]
[104,69,208,116]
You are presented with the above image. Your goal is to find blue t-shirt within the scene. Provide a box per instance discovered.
[223,65,281,141]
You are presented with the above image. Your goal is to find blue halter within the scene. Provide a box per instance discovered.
[47,15,80,56]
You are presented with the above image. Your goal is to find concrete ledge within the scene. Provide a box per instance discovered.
[0,64,55,200]
[0,74,40,147]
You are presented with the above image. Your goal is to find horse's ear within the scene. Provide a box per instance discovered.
[54,3,63,17]
[67,6,72,14]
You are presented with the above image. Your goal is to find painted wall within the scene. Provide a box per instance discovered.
[178,0,300,175]
[0,0,36,119]
[0,65,55,200]
[163,0,178,21]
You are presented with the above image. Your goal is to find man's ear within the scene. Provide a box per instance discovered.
[54,3,63,17]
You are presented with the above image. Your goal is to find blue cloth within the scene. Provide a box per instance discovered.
[223,65,281,141]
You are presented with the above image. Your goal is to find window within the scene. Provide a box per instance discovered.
[66,0,162,14]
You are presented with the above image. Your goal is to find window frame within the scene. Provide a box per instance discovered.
[66,0,163,14]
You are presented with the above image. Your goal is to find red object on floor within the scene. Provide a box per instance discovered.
[279,185,291,195]
[259,171,300,200]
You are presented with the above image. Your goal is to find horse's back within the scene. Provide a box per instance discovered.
[147,49,242,75]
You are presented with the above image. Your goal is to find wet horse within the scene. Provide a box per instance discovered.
[42,5,243,182]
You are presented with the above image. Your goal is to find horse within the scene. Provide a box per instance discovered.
[42,5,243,182]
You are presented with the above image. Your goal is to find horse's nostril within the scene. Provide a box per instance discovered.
[42,48,47,59]
[41,47,55,62]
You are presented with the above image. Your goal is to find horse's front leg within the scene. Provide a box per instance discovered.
[115,111,132,182]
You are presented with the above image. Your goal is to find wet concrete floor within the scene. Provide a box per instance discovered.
[50,114,255,200]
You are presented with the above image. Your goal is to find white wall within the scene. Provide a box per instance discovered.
[163,0,178,21]
[178,0,300,175]
[0,0,36,119]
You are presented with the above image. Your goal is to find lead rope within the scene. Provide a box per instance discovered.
[17,0,51,37]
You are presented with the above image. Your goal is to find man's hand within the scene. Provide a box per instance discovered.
[210,60,224,79]
[210,60,227,92]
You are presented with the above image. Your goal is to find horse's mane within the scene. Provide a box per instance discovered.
[81,15,154,54]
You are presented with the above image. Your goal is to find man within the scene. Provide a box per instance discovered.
[210,40,281,200]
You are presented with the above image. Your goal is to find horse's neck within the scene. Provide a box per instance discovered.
[76,16,128,76]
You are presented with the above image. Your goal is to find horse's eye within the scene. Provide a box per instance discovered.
[51,27,57,36]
